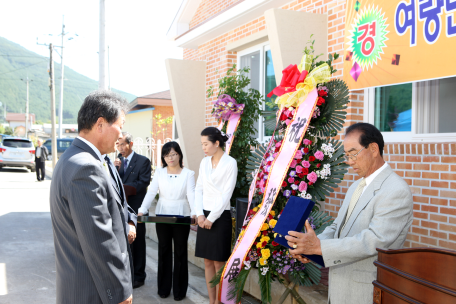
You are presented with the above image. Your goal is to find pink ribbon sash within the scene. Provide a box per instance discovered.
[219,89,319,304]
[217,113,242,155]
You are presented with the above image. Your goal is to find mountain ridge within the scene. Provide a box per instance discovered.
[0,36,136,124]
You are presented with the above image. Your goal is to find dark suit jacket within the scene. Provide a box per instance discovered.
[35,145,49,162]
[118,152,151,213]
[50,138,137,304]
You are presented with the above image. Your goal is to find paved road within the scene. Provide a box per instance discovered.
[0,167,259,304]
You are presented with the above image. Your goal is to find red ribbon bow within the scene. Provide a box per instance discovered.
[267,64,308,98]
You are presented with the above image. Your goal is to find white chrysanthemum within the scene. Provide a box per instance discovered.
[261,267,269,276]
[244,260,251,270]
[305,193,312,200]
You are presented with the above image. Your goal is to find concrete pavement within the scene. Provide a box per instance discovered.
[0,167,259,304]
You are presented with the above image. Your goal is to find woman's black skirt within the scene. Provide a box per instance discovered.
[195,210,232,262]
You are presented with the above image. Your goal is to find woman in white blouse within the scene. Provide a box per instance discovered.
[138,141,195,301]
[195,127,238,304]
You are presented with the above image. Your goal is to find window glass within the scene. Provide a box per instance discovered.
[59,140,71,149]
[2,139,33,148]
[240,51,261,138]
[264,49,277,137]
[374,83,412,132]
[438,77,456,133]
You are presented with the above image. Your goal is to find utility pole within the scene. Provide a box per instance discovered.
[21,76,33,139]
[58,16,65,139]
[99,0,108,90]
[49,44,58,169]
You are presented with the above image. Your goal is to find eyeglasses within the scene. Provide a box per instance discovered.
[343,147,365,162]
[164,153,179,159]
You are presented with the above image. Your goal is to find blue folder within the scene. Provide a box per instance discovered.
[273,196,325,266]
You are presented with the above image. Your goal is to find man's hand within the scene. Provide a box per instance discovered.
[128,223,136,244]
[285,220,322,259]
[191,215,197,225]
[114,158,121,168]
[198,215,206,228]
[138,212,143,216]
[203,219,213,230]
[119,295,132,304]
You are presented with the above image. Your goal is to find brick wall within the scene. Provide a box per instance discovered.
[182,0,456,250]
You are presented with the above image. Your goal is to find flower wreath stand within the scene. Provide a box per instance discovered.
[212,37,351,304]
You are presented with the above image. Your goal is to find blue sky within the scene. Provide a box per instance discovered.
[0,0,183,97]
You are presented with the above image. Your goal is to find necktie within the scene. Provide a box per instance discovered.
[105,156,121,192]
[340,178,367,233]
[124,159,128,174]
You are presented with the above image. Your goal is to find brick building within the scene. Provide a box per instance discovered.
[165,0,456,252]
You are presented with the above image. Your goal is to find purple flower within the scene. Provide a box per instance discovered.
[289,171,297,177]
[283,190,291,198]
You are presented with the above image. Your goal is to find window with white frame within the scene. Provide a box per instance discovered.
[238,42,277,143]
[365,76,456,142]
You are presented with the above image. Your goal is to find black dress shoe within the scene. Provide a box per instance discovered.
[133,281,144,289]
[158,293,169,298]
[174,296,185,301]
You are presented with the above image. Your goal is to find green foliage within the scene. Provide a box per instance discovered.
[0,125,4,134]
[0,37,135,124]
[303,34,340,75]
[314,79,349,137]
[209,266,224,288]
[258,268,272,303]
[227,267,251,302]
[208,64,263,203]
[151,113,173,139]
[4,126,13,135]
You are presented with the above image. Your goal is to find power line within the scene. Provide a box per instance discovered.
[0,60,48,76]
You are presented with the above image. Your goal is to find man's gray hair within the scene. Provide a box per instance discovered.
[122,132,133,144]
[78,90,129,132]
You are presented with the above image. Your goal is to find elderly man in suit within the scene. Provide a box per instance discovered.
[50,90,137,304]
[114,132,151,289]
[286,123,413,304]
[35,139,48,181]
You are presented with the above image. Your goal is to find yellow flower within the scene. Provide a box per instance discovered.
[259,258,268,266]
[270,210,276,216]
[239,230,245,237]
[253,207,258,212]
[256,242,263,249]
[257,231,261,238]
[260,236,270,243]
[261,223,269,231]
[261,248,271,259]
[274,233,277,238]
[269,219,277,228]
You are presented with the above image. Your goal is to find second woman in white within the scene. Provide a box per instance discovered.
[138,141,195,301]
[195,127,238,304]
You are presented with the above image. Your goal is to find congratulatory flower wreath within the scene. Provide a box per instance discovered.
[213,37,351,304]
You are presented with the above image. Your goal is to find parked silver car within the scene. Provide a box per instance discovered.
[0,137,36,172]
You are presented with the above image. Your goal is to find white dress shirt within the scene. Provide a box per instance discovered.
[139,167,196,216]
[36,146,42,157]
[362,162,389,195]
[195,153,238,223]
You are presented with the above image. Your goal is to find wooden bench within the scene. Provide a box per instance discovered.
[373,248,456,303]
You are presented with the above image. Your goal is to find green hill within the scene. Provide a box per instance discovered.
[0,36,136,124]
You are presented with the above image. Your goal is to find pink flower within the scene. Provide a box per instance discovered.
[307,172,318,183]
[275,141,282,148]
[259,179,265,188]
[290,159,297,168]
[302,161,311,168]
[298,181,308,192]
[288,177,295,184]
[303,139,311,145]
[314,151,324,161]
[283,109,290,116]
[296,165,303,173]
[294,150,303,159]
[285,119,292,126]
[273,153,279,158]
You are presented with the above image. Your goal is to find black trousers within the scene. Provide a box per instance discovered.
[156,223,190,298]
[130,222,147,282]
[35,160,45,181]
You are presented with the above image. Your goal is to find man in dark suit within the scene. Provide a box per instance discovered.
[35,139,48,181]
[114,132,151,289]
[50,90,137,304]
